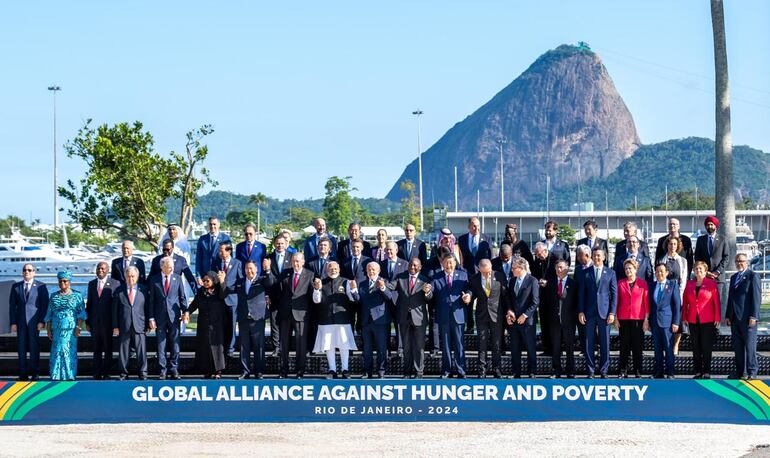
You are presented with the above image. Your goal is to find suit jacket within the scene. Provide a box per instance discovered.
[149,253,196,292]
[232,274,274,322]
[308,255,336,280]
[336,239,372,265]
[112,284,151,332]
[195,232,232,278]
[655,233,694,274]
[576,237,609,266]
[542,239,571,266]
[354,277,394,326]
[694,233,730,276]
[682,278,721,323]
[616,278,650,321]
[396,238,428,266]
[148,273,187,327]
[508,274,539,325]
[531,253,558,283]
[315,276,354,325]
[342,255,373,283]
[111,256,147,284]
[274,268,315,321]
[214,257,243,307]
[469,271,508,324]
[726,269,761,322]
[268,250,293,277]
[548,276,577,326]
[303,233,338,261]
[379,257,408,282]
[86,277,120,331]
[431,269,470,325]
[578,265,618,320]
[648,280,681,329]
[457,233,492,274]
[499,240,534,267]
[613,252,653,283]
[491,256,514,283]
[235,240,267,275]
[8,280,49,326]
[614,239,651,262]
[389,272,431,326]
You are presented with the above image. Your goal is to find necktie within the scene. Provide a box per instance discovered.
[484,276,491,297]
[447,274,452,288]
[708,236,714,256]
[124,258,129,275]
[504,263,510,279]
[164,276,170,295]
[471,237,477,256]
[128,288,135,305]
[24,283,30,301]
[223,261,228,274]
[595,268,601,287]
[407,241,413,256]
[656,284,664,304]
[409,276,415,294]
[352,257,358,275]
[320,258,325,273]
[247,242,253,257]
[588,239,593,249]
[515,278,521,295]
[277,254,283,273]
[388,260,394,278]
[558,279,564,297]
[245,279,251,295]
[293,272,299,290]
[97,281,103,298]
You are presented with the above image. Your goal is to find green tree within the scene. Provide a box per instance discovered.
[557,224,577,246]
[399,179,420,227]
[175,125,216,235]
[322,176,356,236]
[249,192,268,234]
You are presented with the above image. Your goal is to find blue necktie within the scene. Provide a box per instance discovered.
[708,236,714,256]
[656,284,664,304]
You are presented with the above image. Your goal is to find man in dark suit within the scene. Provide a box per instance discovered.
[726,254,761,380]
[431,254,471,378]
[612,236,653,283]
[576,219,608,265]
[531,242,558,357]
[8,263,49,381]
[342,239,372,333]
[573,244,594,355]
[235,223,267,276]
[233,259,274,379]
[111,240,146,284]
[86,261,120,379]
[304,217,338,261]
[694,216,730,282]
[112,266,152,380]
[397,223,428,266]
[149,239,197,294]
[336,223,371,265]
[506,256,539,378]
[148,256,187,379]
[379,241,408,357]
[549,259,577,378]
[214,242,243,357]
[273,252,315,378]
[457,217,492,333]
[389,258,432,378]
[614,221,650,263]
[578,247,618,378]
[352,262,394,378]
[267,234,293,355]
[195,216,232,280]
[492,244,514,283]
[655,218,694,275]
[469,259,507,378]
[542,220,571,266]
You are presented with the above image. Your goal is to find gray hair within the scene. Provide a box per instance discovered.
[511,255,528,271]
[386,241,398,250]
[576,244,591,257]
[478,259,492,269]
[160,256,174,268]
[126,266,140,276]
[533,241,547,252]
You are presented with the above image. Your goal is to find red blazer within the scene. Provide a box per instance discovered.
[616,279,649,320]
[682,278,721,323]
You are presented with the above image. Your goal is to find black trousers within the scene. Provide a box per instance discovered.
[92,325,113,378]
[270,309,280,351]
[550,318,575,375]
[118,327,147,377]
[399,322,426,376]
[690,316,717,374]
[279,316,307,375]
[509,322,536,376]
[618,319,645,374]
[477,317,502,372]
[16,319,41,378]
[464,300,475,333]
[427,303,440,351]
[362,323,389,375]
[538,291,553,354]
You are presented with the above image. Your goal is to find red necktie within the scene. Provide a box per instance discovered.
[223,262,228,274]
[128,288,134,305]
[97,281,103,298]
[247,242,252,257]
[409,276,415,294]
[447,274,452,288]
[164,276,170,295]
[293,272,299,290]
[558,279,564,297]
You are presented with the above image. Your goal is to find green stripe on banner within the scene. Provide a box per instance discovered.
[726,381,770,420]
[4,382,49,421]
[10,382,77,421]
[696,380,767,420]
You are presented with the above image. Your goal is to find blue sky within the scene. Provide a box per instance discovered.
[1,1,769,223]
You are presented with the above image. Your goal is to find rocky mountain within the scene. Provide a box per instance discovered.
[386,44,641,209]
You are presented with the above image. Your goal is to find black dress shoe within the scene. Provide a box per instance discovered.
[365,373,374,379]
[326,371,336,380]
[494,369,503,379]
[170,374,181,380]
[665,374,675,379]
[727,373,741,380]
[692,373,703,379]
[238,373,250,380]
[619,371,628,379]
[397,350,404,358]
[566,374,575,379]
[255,373,264,380]
[415,373,423,379]
[587,373,595,379]
[478,371,486,379]
[457,373,466,379]
[440,373,450,379]
[377,371,385,379]
[747,375,756,380]
[430,350,439,358]
[600,374,607,379]
[634,372,642,379]
[527,374,535,379]
[342,370,350,379]
[702,373,711,379]
[119,375,128,381]
[17,375,29,381]
[513,374,521,379]
[30,375,39,381]
[653,374,664,379]
[296,373,304,380]
[102,375,112,380]
[139,375,148,381]
[278,373,288,379]
[159,374,167,380]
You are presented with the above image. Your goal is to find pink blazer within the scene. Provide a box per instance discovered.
[616,279,649,320]
[682,278,721,323]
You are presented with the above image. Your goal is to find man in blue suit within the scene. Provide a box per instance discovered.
[578,247,617,378]
[431,254,471,378]
[112,266,151,380]
[8,263,49,380]
[111,240,146,284]
[726,254,761,380]
[303,218,338,261]
[457,217,492,334]
[380,241,409,357]
[613,236,653,283]
[148,256,188,379]
[350,262,394,378]
[649,263,681,379]
[195,216,232,280]
[149,239,197,294]
[235,223,267,276]
[214,241,243,357]
[231,259,274,379]
[506,256,539,378]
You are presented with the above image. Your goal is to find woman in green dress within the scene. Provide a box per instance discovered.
[45,271,87,380]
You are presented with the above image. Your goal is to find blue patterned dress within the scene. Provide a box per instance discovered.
[45,291,87,380]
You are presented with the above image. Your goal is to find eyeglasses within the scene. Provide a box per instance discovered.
[22,268,34,272]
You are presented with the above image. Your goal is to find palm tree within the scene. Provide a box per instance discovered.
[711,0,736,277]
[249,192,268,234]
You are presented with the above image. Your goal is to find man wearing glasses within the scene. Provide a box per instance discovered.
[397,223,428,267]
[8,264,49,380]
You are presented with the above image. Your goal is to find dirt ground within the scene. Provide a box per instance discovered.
[2,421,770,457]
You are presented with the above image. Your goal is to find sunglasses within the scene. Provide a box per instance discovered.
[22,269,34,272]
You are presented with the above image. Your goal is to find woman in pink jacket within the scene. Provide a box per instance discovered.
[615,259,649,378]
[682,261,721,379]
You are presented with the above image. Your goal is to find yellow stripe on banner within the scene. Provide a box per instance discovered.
[0,382,34,419]
[746,380,770,406]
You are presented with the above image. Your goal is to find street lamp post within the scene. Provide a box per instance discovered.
[412,110,424,232]
[497,137,507,212]
[48,85,61,228]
